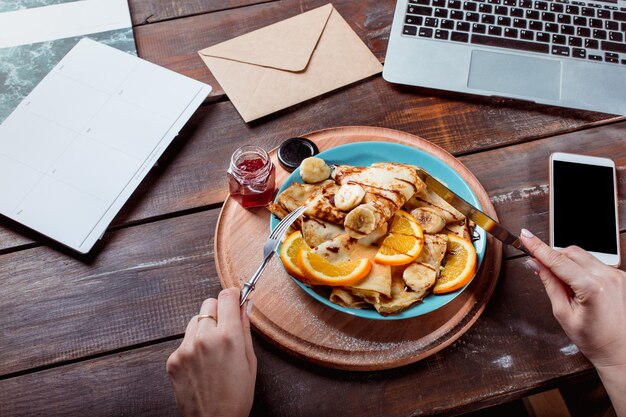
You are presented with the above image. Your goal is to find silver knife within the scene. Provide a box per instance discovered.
[415,169,530,256]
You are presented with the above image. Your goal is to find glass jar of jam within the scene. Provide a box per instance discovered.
[227,145,276,208]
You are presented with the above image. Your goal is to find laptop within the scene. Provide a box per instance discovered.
[384,0,626,114]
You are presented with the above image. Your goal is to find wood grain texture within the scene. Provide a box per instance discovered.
[91,100,626,239]
[0,340,179,417]
[131,0,617,138]
[0,210,221,376]
[216,127,502,370]
[1,0,615,254]
[459,123,626,257]
[2,238,624,417]
[0,0,619,251]
[0,130,620,413]
[134,0,393,96]
[0,100,621,253]
[128,0,276,26]
[524,389,572,417]
[0,0,623,414]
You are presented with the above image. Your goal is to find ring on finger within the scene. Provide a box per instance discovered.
[197,314,217,323]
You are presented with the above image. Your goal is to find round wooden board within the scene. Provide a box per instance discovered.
[215,126,502,371]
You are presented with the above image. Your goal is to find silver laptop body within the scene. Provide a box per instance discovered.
[384,0,626,114]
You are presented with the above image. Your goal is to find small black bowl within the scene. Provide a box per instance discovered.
[277,137,319,172]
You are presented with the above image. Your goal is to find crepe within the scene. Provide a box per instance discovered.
[268,181,323,216]
[345,243,392,301]
[443,220,473,241]
[301,216,345,248]
[410,207,447,234]
[268,179,347,237]
[314,234,355,262]
[270,159,478,316]
[329,288,369,309]
[303,180,346,225]
[315,234,392,302]
[374,270,424,315]
[333,163,426,238]
[404,186,465,224]
[402,234,448,297]
[267,180,325,230]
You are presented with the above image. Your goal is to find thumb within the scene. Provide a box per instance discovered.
[241,300,257,370]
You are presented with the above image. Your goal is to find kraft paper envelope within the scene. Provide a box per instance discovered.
[198,4,383,122]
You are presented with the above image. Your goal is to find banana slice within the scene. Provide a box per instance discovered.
[402,263,436,299]
[335,183,366,211]
[300,157,331,184]
[344,204,378,238]
[358,222,388,246]
[410,207,446,234]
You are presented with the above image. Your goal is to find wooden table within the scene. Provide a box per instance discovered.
[1,1,624,416]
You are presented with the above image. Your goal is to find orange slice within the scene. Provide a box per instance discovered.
[433,234,477,294]
[279,231,310,281]
[389,210,422,235]
[297,250,371,287]
[374,210,424,266]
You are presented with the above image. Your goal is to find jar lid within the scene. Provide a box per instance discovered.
[277,137,319,172]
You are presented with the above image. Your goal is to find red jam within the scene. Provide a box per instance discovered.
[227,146,276,208]
[238,158,265,172]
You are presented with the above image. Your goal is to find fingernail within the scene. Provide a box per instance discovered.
[521,229,534,238]
[525,259,540,275]
[246,300,253,317]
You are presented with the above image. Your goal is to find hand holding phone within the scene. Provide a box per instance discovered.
[549,152,620,266]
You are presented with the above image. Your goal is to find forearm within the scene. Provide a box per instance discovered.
[596,364,626,417]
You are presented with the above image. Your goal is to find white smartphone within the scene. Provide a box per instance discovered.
[549,152,620,267]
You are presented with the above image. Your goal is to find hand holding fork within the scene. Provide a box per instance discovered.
[239,205,308,306]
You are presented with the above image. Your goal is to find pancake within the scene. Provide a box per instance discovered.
[374,270,424,315]
[301,216,345,248]
[303,180,346,225]
[402,234,448,297]
[329,288,369,309]
[333,163,426,238]
[404,186,465,224]
[315,235,392,303]
[409,207,447,234]
[443,219,473,241]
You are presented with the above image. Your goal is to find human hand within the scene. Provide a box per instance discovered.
[166,288,257,417]
[521,229,626,417]
[520,229,626,368]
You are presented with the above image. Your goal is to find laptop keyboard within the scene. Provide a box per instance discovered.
[402,0,626,64]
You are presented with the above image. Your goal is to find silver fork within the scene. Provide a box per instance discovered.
[239,205,308,306]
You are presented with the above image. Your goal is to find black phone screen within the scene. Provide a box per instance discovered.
[553,160,618,254]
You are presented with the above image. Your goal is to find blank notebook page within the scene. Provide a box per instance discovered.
[0,39,211,253]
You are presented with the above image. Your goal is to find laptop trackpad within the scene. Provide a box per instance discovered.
[467,50,561,100]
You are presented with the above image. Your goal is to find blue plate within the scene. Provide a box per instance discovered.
[271,142,486,320]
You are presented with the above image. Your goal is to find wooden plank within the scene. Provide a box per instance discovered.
[3,241,624,416]
[0,210,221,376]
[0,341,179,417]
[0,87,621,252]
[128,0,276,26]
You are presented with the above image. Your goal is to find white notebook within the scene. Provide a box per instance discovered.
[0,39,212,253]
